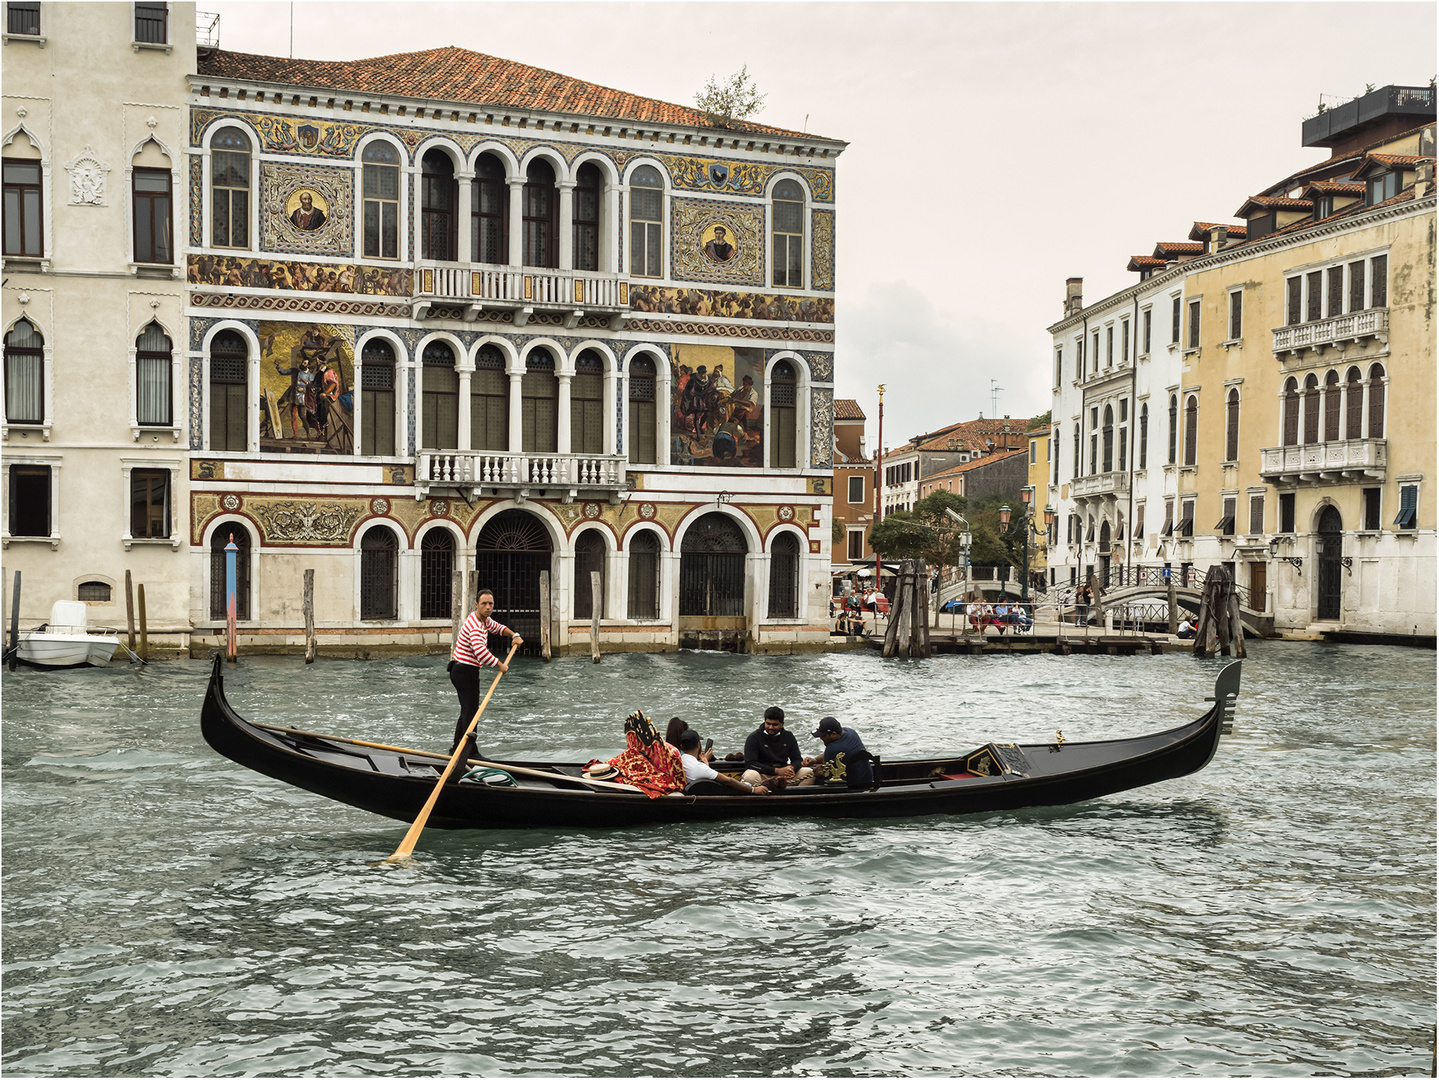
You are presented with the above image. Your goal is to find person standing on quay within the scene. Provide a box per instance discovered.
[449,588,523,756]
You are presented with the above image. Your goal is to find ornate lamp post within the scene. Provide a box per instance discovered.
[999,487,1056,605]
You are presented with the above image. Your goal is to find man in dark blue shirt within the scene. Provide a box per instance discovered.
[741,706,816,789]
[804,716,875,789]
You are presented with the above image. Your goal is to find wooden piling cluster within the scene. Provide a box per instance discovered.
[1192,564,1246,658]
[882,559,932,659]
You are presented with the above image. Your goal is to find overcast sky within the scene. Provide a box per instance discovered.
[207,1,1436,447]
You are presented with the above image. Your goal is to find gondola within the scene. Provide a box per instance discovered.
[200,655,1240,829]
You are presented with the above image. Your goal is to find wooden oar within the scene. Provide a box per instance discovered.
[383,639,520,864]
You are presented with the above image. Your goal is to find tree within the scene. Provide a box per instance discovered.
[694,65,767,128]
[869,491,970,568]
[1027,410,1052,431]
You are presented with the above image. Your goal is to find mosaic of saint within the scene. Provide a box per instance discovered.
[670,345,765,468]
[257,322,355,455]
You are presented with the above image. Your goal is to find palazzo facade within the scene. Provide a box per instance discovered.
[181,43,844,654]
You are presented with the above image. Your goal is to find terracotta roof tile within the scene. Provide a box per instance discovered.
[923,449,1026,482]
[197,47,826,139]
[833,399,866,421]
[1127,255,1167,271]
[1187,221,1248,241]
[1303,180,1364,194]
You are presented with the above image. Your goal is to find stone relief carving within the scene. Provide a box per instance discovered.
[65,147,110,206]
[810,387,834,468]
[251,500,366,544]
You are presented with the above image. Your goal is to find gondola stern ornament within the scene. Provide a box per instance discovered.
[1053,729,1065,751]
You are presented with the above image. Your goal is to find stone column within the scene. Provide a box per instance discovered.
[508,370,524,455]
[507,178,525,266]
[557,373,572,454]
[455,170,474,263]
[557,180,575,271]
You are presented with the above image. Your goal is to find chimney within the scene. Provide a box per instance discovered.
[1417,160,1434,199]
[1208,225,1228,252]
[1065,277,1083,316]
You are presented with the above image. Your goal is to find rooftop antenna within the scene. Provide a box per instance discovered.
[990,379,1004,419]
[289,1,294,58]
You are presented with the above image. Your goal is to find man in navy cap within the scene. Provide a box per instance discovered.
[804,716,875,789]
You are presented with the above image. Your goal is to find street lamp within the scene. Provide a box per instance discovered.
[1000,486,1055,604]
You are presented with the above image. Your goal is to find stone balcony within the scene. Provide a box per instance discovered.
[412,262,629,327]
[1259,438,1387,483]
[1071,471,1130,499]
[416,450,627,502]
[1272,308,1388,356]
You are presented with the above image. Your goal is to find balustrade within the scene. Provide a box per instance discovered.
[1272,308,1388,354]
[417,450,626,494]
[413,262,629,314]
[1259,438,1386,482]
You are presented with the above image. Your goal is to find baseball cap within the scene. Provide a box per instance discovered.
[812,716,842,738]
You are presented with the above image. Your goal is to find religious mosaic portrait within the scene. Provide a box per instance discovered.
[670,345,765,468]
[257,321,355,455]
[671,199,763,286]
[259,162,353,256]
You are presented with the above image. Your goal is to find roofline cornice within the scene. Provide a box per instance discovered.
[186,73,849,156]
[1047,193,1435,336]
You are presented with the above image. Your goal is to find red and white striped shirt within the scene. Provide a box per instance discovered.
[452,612,510,667]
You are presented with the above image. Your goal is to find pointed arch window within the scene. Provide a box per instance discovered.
[1345,367,1364,439]
[573,162,601,272]
[1183,394,1198,466]
[521,348,558,452]
[471,344,508,452]
[1368,363,1385,438]
[362,141,400,259]
[472,153,507,265]
[630,165,664,278]
[360,338,396,456]
[421,341,459,450]
[4,318,43,424]
[772,179,804,288]
[1225,387,1240,462]
[523,159,558,268]
[209,329,248,451]
[571,349,605,454]
[210,127,251,249]
[136,322,172,427]
[1282,378,1300,446]
[1323,371,1341,441]
[1138,403,1149,468]
[770,360,797,468]
[132,166,172,264]
[421,150,456,261]
[628,356,658,464]
[1167,394,1178,464]
[1303,374,1320,444]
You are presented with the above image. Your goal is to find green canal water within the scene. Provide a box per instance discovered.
[2,642,1434,1076]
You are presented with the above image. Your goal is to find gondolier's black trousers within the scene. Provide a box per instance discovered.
[448,660,486,759]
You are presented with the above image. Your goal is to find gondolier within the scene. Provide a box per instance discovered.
[450,589,523,755]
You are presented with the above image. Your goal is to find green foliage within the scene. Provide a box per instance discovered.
[694,65,767,128]
[869,491,969,567]
[831,517,844,543]
[1026,410,1052,431]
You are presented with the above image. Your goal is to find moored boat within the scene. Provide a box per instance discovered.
[15,602,121,668]
[200,655,1241,830]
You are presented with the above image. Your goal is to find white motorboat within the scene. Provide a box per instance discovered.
[15,602,121,668]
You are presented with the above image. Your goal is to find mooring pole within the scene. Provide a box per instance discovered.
[137,584,149,661]
[125,570,137,651]
[303,569,316,664]
[225,533,238,663]
[590,570,601,664]
[7,570,19,671]
[538,570,552,662]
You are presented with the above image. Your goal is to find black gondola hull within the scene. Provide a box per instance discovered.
[200,657,1240,830]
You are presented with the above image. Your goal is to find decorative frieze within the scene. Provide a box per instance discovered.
[811,208,835,291]
[810,387,833,468]
[250,498,368,544]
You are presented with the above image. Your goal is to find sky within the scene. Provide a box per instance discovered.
[206,1,1437,449]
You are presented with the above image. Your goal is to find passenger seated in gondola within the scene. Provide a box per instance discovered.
[664,716,689,750]
[803,716,876,790]
[679,729,767,795]
[741,707,816,791]
[602,710,687,799]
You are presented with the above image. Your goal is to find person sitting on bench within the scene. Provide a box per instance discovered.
[680,729,767,795]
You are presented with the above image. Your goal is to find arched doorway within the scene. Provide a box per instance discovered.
[1097,520,1112,588]
[1316,505,1343,621]
[209,525,251,620]
[679,512,748,650]
[474,510,551,653]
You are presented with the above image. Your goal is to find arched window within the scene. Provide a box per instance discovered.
[419,529,455,619]
[472,153,507,265]
[1282,377,1300,446]
[1345,367,1364,439]
[471,344,508,452]
[421,149,456,261]
[772,179,804,288]
[1225,387,1240,461]
[770,360,797,469]
[521,348,558,452]
[627,530,661,618]
[3,154,42,256]
[767,532,800,617]
[1167,394,1178,464]
[360,338,395,456]
[1303,373,1320,444]
[1323,370,1341,441]
[210,127,251,248]
[360,528,399,620]
[571,349,605,454]
[132,160,172,264]
[573,529,606,619]
[136,322,172,427]
[522,159,557,268]
[573,162,601,272]
[4,318,44,424]
[362,141,400,259]
[1138,403,1149,468]
[628,356,657,464]
[1183,394,1198,466]
[1101,404,1114,472]
[209,525,251,620]
[421,341,458,450]
[1368,363,1386,438]
[629,165,663,278]
[209,329,248,451]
